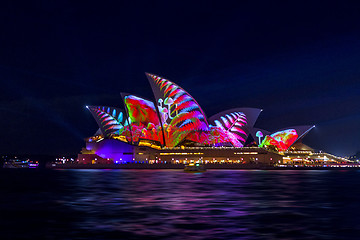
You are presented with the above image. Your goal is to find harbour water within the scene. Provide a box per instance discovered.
[0,169,360,239]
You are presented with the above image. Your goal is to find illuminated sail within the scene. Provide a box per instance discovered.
[209,108,262,147]
[259,125,315,151]
[146,73,209,147]
[87,106,131,141]
[122,94,164,145]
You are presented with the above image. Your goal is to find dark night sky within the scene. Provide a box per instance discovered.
[0,1,359,156]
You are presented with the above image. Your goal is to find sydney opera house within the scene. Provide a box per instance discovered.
[77,73,347,166]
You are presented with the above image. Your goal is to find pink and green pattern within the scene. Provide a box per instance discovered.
[123,95,164,145]
[259,129,298,151]
[147,73,209,148]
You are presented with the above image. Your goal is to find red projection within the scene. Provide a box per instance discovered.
[260,129,298,151]
[124,95,164,145]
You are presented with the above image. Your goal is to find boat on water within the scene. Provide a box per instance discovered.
[3,159,39,168]
[184,162,206,173]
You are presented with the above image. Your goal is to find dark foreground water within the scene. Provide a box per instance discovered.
[1,169,360,240]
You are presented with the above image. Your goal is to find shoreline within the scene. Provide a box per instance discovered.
[45,163,360,170]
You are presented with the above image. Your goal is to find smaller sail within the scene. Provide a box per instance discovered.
[87,106,130,141]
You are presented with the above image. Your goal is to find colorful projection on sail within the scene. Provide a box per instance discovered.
[123,95,164,145]
[87,106,131,142]
[184,112,248,147]
[147,73,209,148]
[184,126,235,146]
[206,108,261,147]
[212,111,247,147]
[259,129,298,151]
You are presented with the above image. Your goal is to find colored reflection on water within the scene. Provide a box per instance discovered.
[1,169,360,239]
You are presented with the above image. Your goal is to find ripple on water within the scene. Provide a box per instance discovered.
[1,169,360,239]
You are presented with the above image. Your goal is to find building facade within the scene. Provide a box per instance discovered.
[78,73,328,166]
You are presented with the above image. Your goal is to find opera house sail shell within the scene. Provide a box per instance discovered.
[122,93,165,146]
[208,108,262,147]
[146,73,209,148]
[87,106,132,142]
[258,125,315,151]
